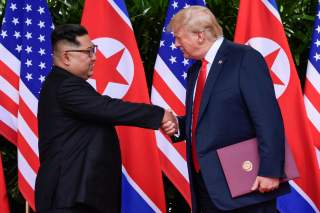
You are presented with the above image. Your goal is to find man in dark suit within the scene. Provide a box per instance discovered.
[35,24,176,213]
[162,6,290,213]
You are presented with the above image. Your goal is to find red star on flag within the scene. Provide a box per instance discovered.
[93,48,128,93]
[264,48,285,85]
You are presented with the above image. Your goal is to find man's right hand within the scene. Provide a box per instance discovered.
[161,109,178,136]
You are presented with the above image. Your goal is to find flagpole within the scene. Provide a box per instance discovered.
[25,202,30,213]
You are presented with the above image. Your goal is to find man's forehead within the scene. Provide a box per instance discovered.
[76,34,93,45]
[174,26,188,37]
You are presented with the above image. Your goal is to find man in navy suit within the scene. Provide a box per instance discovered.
[162,6,290,213]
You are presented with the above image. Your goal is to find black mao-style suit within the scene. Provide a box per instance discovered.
[176,39,290,212]
[35,66,164,213]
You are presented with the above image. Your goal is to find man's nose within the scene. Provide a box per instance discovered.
[91,52,97,61]
[175,40,180,48]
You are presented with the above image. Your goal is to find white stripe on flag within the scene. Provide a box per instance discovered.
[289,180,320,213]
[19,81,38,116]
[18,150,36,190]
[154,55,186,105]
[0,43,21,75]
[151,87,180,115]
[0,105,17,131]
[306,60,320,93]
[304,96,320,132]
[109,0,133,30]
[155,130,189,181]
[0,76,19,103]
[122,166,161,213]
[262,0,281,22]
[18,113,39,156]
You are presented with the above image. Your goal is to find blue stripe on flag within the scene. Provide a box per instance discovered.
[266,0,279,11]
[121,173,155,213]
[113,0,129,18]
[277,186,316,213]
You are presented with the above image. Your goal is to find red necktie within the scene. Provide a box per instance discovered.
[192,59,208,172]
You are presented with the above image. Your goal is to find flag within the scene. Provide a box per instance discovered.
[0,0,53,210]
[0,153,10,213]
[234,0,320,212]
[150,0,206,206]
[81,0,166,212]
[304,2,320,168]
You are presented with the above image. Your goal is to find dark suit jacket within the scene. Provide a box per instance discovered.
[176,39,290,211]
[35,66,164,213]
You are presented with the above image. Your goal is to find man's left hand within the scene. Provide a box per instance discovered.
[251,176,280,193]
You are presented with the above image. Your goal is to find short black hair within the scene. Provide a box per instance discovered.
[51,24,88,49]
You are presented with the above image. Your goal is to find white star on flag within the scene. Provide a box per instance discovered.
[172,1,178,9]
[25,73,33,81]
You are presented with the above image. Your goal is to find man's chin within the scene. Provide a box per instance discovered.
[88,70,94,78]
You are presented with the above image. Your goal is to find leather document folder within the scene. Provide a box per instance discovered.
[217,138,299,198]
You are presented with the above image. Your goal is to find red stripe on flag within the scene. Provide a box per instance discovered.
[0,60,19,89]
[18,171,35,211]
[0,122,17,145]
[153,71,185,115]
[17,132,39,173]
[305,79,320,113]
[159,151,191,205]
[0,90,18,116]
[308,119,320,149]
[19,98,38,137]
[0,154,10,213]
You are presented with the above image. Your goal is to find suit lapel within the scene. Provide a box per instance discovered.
[197,39,231,124]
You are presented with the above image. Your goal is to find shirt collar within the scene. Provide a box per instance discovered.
[204,36,224,64]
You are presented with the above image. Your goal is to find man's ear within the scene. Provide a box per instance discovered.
[61,52,71,66]
[197,31,205,43]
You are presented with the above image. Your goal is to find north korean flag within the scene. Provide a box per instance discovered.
[81,0,166,212]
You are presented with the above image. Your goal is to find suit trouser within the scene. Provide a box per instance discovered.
[37,203,101,213]
[193,171,277,213]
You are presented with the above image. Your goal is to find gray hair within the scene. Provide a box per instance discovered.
[167,6,223,40]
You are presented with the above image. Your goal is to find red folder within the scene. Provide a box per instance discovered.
[217,138,299,198]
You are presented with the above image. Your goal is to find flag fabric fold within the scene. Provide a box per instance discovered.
[0,0,53,210]
[234,0,320,212]
[150,0,205,206]
[81,0,166,212]
[0,154,10,213]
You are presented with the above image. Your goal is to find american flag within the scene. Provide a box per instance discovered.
[304,2,320,169]
[151,0,205,205]
[0,0,53,209]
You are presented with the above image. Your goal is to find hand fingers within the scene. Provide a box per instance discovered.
[162,121,173,128]
[162,123,176,132]
[161,121,177,136]
[251,178,259,191]
[256,177,280,193]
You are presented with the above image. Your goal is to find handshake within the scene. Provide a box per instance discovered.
[161,109,178,136]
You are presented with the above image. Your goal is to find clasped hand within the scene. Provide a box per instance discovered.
[161,109,178,136]
[251,176,280,193]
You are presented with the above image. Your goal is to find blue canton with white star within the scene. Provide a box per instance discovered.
[158,0,205,87]
[0,0,53,98]
[309,2,320,74]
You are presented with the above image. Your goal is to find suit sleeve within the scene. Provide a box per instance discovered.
[171,116,187,142]
[239,48,285,178]
[57,77,164,129]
